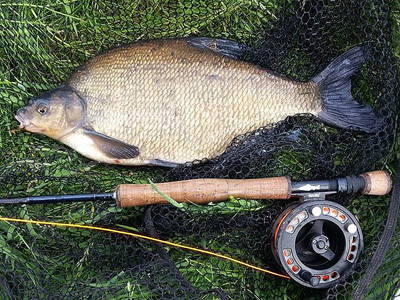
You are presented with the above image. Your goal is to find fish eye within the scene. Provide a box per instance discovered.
[36,102,49,115]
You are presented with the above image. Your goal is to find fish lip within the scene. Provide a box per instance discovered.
[15,113,33,130]
[15,114,25,129]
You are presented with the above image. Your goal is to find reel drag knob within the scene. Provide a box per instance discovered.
[272,201,363,289]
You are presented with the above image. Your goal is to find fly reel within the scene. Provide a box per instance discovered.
[272,200,363,288]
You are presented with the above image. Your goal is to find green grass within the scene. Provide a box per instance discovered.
[0,0,399,299]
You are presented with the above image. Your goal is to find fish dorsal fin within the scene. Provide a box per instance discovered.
[186,37,249,59]
[83,129,140,159]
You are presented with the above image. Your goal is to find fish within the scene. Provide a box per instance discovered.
[15,37,378,167]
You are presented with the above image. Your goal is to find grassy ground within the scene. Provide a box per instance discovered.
[0,0,399,299]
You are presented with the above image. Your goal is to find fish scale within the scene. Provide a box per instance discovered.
[67,39,321,164]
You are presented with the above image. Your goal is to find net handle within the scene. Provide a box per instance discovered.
[116,177,291,207]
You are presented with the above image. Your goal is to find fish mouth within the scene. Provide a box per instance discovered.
[15,112,35,131]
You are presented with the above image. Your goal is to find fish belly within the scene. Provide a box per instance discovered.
[68,39,322,165]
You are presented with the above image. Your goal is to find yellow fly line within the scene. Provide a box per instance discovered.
[0,216,290,280]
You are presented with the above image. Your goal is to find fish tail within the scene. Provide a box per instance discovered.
[312,46,379,133]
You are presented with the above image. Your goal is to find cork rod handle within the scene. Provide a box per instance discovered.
[360,170,392,196]
[116,177,291,207]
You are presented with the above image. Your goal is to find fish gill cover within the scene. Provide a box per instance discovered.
[0,0,399,299]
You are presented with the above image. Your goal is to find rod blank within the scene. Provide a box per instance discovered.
[0,193,114,205]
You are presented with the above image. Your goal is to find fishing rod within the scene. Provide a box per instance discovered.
[0,170,392,289]
[0,170,392,206]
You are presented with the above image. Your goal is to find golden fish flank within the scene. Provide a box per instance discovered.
[16,38,378,167]
[68,40,321,163]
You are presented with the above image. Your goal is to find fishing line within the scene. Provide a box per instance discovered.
[0,217,290,280]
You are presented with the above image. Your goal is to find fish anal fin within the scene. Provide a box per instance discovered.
[149,159,179,168]
[84,129,140,159]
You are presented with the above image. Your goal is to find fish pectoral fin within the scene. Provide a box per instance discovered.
[186,37,249,60]
[83,129,139,159]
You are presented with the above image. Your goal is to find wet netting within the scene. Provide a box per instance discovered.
[0,0,399,299]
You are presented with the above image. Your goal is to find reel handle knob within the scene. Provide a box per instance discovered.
[310,276,320,287]
[300,271,319,287]
[360,171,392,196]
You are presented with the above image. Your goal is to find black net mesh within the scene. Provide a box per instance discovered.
[0,0,399,299]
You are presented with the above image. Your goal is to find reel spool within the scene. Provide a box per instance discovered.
[272,201,363,288]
